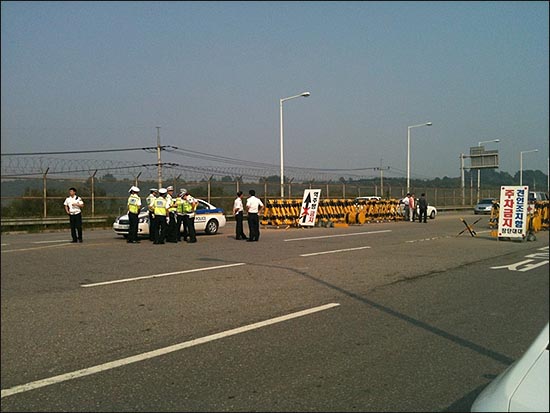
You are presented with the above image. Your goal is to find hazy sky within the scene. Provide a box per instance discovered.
[1,1,548,180]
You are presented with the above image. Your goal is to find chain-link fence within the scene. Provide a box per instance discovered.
[1,175,501,220]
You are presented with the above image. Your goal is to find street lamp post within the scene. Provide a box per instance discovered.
[520,149,538,186]
[407,122,432,194]
[156,126,162,189]
[477,139,500,202]
[280,92,310,198]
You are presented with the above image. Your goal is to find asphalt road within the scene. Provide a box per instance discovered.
[1,212,548,412]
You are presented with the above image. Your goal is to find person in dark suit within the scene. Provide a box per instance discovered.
[418,193,428,223]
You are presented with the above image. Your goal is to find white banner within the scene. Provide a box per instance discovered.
[299,189,322,226]
[498,186,528,238]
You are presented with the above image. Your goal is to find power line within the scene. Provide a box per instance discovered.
[1,147,161,156]
[2,144,387,173]
[1,144,407,181]
[165,145,384,172]
[0,163,162,178]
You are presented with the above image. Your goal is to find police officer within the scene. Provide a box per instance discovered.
[165,186,178,243]
[146,188,158,242]
[127,186,141,243]
[246,189,264,242]
[153,188,169,244]
[175,189,186,242]
[63,187,84,243]
[233,191,248,240]
[181,188,198,243]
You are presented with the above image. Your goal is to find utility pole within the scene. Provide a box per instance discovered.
[156,126,162,189]
[43,167,49,218]
[380,158,384,197]
[460,154,465,206]
[374,160,389,198]
[91,170,97,217]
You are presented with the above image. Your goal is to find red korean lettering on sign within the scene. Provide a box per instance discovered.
[501,189,515,228]
[498,186,528,238]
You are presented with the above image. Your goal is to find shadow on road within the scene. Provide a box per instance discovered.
[257,262,516,366]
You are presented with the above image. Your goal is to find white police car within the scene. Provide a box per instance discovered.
[113,199,226,237]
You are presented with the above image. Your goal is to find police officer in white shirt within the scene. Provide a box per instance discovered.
[233,191,248,240]
[64,187,84,243]
[245,189,264,242]
[401,193,411,221]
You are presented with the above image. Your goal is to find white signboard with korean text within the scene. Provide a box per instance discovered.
[498,186,528,239]
[299,189,321,227]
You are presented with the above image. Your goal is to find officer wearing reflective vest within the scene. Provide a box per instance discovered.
[165,186,178,243]
[181,188,198,243]
[146,188,158,242]
[127,186,142,243]
[153,188,169,244]
[175,190,186,243]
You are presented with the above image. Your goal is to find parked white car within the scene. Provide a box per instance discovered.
[113,199,226,237]
[474,198,498,215]
[398,203,438,219]
[353,196,382,202]
[471,322,549,412]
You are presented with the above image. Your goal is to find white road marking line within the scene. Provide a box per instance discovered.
[1,243,74,253]
[81,263,247,288]
[285,229,391,242]
[491,259,548,272]
[33,240,71,244]
[300,246,371,257]
[405,236,453,243]
[406,237,440,243]
[1,244,8,247]
[0,302,340,399]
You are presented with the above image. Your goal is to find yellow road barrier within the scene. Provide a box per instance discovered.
[262,198,404,227]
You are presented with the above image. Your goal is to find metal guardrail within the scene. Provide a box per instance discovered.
[1,207,473,231]
[1,216,109,227]
[437,206,474,212]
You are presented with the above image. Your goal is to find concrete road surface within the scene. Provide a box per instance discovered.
[1,212,548,411]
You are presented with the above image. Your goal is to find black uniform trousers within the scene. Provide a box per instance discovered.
[176,214,185,241]
[418,207,428,223]
[183,214,197,242]
[69,213,83,242]
[154,215,167,244]
[235,211,247,239]
[166,211,178,242]
[148,211,156,241]
[247,212,260,241]
[128,212,139,242]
